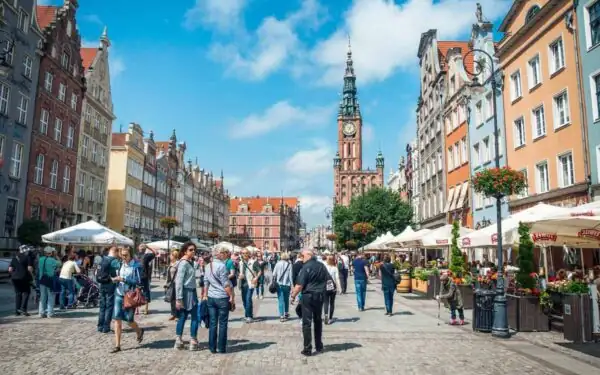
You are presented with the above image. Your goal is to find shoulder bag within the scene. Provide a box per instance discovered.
[325,266,337,294]
[209,263,235,312]
[39,258,55,288]
[163,262,179,303]
[123,267,147,309]
[269,263,290,294]
[381,263,401,284]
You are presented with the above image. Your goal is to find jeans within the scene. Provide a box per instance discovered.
[176,307,199,339]
[323,292,336,319]
[450,301,465,321]
[276,285,291,316]
[59,278,76,308]
[38,284,55,316]
[301,293,324,352]
[354,279,367,310]
[382,286,394,314]
[141,278,151,303]
[97,285,115,331]
[240,284,254,318]
[340,269,349,293]
[208,297,230,353]
[12,279,31,312]
[255,276,264,297]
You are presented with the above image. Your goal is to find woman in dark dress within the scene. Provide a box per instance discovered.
[378,255,397,316]
[9,245,35,316]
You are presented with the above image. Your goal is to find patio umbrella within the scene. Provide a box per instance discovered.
[42,220,134,246]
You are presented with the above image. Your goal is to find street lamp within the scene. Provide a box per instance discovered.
[463,47,509,339]
[325,207,334,250]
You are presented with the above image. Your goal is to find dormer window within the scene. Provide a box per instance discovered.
[525,5,541,23]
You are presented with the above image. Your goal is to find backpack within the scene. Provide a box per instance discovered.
[95,256,112,284]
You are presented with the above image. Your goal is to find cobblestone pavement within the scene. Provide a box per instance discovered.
[1,277,598,375]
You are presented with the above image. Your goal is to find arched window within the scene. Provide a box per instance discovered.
[525,5,541,23]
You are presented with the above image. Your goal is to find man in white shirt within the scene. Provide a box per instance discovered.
[339,252,350,294]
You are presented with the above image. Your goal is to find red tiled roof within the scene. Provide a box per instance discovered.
[437,41,469,72]
[155,142,171,154]
[80,48,98,72]
[111,133,126,147]
[36,6,58,30]
[230,197,299,214]
[215,180,222,188]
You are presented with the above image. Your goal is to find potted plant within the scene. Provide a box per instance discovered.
[394,261,412,293]
[471,166,527,198]
[560,280,593,343]
[159,216,179,229]
[325,233,337,241]
[345,240,357,250]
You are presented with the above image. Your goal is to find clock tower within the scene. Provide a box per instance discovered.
[333,39,384,206]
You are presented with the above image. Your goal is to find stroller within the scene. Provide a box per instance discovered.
[74,274,100,308]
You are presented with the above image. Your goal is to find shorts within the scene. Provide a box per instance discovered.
[113,295,135,323]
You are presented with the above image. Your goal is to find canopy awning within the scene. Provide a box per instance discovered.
[42,220,134,246]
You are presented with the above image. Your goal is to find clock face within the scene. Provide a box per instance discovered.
[343,122,356,136]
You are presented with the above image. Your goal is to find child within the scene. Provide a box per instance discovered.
[436,273,465,325]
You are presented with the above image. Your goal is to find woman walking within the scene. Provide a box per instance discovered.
[272,252,293,322]
[379,255,397,316]
[174,242,199,350]
[324,255,341,324]
[111,247,144,353]
[165,249,180,321]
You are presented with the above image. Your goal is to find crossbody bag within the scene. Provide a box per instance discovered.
[209,263,235,312]
[269,263,290,294]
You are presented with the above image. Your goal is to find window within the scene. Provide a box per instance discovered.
[474,101,482,126]
[100,148,106,166]
[264,228,270,237]
[10,142,23,178]
[549,38,565,74]
[44,72,53,92]
[447,146,454,170]
[66,21,72,36]
[89,177,95,201]
[453,142,459,168]
[484,93,493,120]
[532,105,546,138]
[526,5,541,23]
[61,52,70,69]
[82,136,89,158]
[589,1,600,47]
[3,42,13,65]
[593,73,600,121]
[16,94,28,124]
[58,83,66,101]
[70,93,78,110]
[528,55,541,88]
[34,154,44,184]
[62,165,70,193]
[536,161,550,193]
[85,105,92,122]
[459,138,466,164]
[91,142,98,163]
[510,71,522,100]
[517,169,529,198]
[482,137,491,163]
[553,90,570,128]
[0,136,4,164]
[54,118,62,142]
[67,125,74,148]
[79,172,86,198]
[494,130,503,157]
[23,55,32,78]
[17,9,29,33]
[49,160,58,189]
[514,117,526,148]
[558,152,575,187]
[0,82,10,115]
[39,109,49,134]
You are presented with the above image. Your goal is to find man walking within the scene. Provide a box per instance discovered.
[97,246,120,333]
[338,251,350,294]
[352,253,370,311]
[238,249,260,323]
[291,250,328,356]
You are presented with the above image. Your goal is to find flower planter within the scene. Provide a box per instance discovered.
[396,274,411,293]
[411,279,429,294]
[506,294,549,332]
[457,285,474,309]
[562,293,593,343]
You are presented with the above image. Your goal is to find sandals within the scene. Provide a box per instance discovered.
[110,346,121,353]
[137,328,145,343]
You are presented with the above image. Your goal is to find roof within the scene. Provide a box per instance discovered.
[36,6,58,29]
[111,133,126,147]
[437,41,469,72]
[498,0,525,32]
[230,197,299,214]
[155,141,171,154]
[80,48,98,72]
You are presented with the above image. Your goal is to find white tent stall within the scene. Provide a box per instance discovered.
[42,220,134,246]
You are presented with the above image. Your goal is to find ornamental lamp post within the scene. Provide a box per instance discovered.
[463,47,509,339]
[325,206,334,251]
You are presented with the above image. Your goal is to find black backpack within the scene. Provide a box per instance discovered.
[95,256,112,284]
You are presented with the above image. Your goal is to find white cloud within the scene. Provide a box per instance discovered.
[363,123,374,143]
[183,0,247,32]
[224,175,241,188]
[300,194,333,213]
[209,0,326,80]
[311,0,510,86]
[285,140,333,176]
[229,101,334,138]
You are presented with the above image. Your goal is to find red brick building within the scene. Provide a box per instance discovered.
[229,197,301,252]
[25,1,85,231]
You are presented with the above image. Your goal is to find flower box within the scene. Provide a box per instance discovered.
[458,284,474,310]
[562,293,593,343]
[411,278,428,294]
[507,294,549,332]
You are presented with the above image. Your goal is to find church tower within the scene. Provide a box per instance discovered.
[333,39,384,207]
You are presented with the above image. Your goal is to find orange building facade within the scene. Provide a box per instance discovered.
[498,0,589,212]
[443,45,474,228]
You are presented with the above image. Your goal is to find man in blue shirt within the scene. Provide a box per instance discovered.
[97,246,120,333]
[352,254,370,311]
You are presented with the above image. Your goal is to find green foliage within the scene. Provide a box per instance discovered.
[332,187,413,249]
[516,222,536,289]
[17,219,49,247]
[449,220,465,276]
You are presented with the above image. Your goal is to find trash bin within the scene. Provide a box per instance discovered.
[473,290,495,333]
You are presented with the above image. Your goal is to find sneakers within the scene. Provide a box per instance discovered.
[189,341,198,351]
[324,317,329,325]
[449,319,457,325]
[245,317,254,324]
[459,319,465,325]
[174,336,184,350]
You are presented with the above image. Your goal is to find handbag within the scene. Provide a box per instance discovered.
[123,268,146,309]
[163,262,179,303]
[209,263,235,312]
[269,263,290,294]
[382,263,401,283]
[39,258,55,288]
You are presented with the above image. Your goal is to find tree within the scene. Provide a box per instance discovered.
[333,187,413,248]
[516,222,536,289]
[449,220,465,277]
[17,219,50,247]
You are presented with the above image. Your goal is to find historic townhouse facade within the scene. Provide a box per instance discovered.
[415,30,452,229]
[406,139,420,227]
[26,2,84,231]
[74,27,114,224]
[499,0,589,212]
[0,1,43,242]
[443,44,473,228]
[468,13,510,228]
[106,123,144,236]
[333,41,384,207]
[576,0,600,198]
[153,149,168,237]
[140,131,156,242]
[387,157,408,201]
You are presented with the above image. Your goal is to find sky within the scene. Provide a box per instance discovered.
[40,0,512,227]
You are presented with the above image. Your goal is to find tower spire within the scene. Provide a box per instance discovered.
[340,34,359,117]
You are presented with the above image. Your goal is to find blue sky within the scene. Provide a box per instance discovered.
[42,0,511,227]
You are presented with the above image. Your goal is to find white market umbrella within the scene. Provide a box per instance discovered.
[417,224,474,248]
[146,240,184,254]
[391,228,431,248]
[384,226,414,248]
[521,215,600,248]
[363,231,395,250]
[42,220,134,246]
[214,241,243,253]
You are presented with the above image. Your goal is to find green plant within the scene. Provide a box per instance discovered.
[516,222,536,289]
[539,291,553,310]
[449,220,465,277]
[17,219,49,247]
[563,280,589,294]
[345,240,357,249]
[472,166,527,198]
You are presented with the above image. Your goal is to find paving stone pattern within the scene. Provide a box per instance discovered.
[0,277,596,375]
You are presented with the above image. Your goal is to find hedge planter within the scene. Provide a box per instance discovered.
[507,294,549,332]
[562,293,593,343]
[458,285,474,309]
[412,279,428,294]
